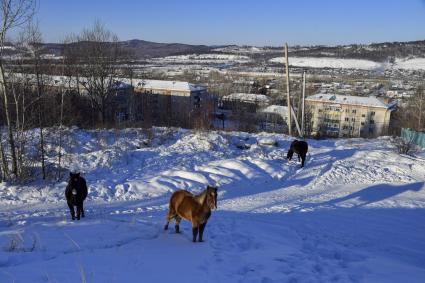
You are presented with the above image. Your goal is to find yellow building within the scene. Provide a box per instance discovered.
[305,94,396,138]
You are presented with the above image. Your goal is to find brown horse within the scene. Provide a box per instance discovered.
[164,186,218,242]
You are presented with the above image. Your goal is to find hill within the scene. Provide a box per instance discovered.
[0,128,424,282]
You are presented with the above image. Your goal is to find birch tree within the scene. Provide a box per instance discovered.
[25,21,46,179]
[0,0,35,179]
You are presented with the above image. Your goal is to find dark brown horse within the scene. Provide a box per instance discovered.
[164,186,218,242]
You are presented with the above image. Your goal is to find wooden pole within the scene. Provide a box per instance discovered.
[284,43,292,136]
[301,70,306,137]
[290,106,302,136]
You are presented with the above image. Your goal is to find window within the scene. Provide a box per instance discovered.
[351,118,355,122]
[345,117,349,121]
[370,120,375,124]
[371,111,375,116]
[352,109,356,114]
[361,122,365,126]
[362,114,365,117]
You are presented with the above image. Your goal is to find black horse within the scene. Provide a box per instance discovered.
[287,140,308,167]
[65,172,88,220]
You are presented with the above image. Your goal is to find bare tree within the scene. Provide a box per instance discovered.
[409,86,424,131]
[392,85,425,134]
[0,0,35,179]
[64,21,127,126]
[24,20,46,179]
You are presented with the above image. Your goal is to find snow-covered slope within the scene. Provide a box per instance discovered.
[150,53,251,64]
[392,58,425,70]
[269,57,383,70]
[0,128,424,283]
[269,56,425,71]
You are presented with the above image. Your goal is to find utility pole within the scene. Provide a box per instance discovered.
[301,70,306,137]
[284,43,292,136]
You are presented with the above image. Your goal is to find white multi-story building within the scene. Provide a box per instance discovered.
[305,93,396,137]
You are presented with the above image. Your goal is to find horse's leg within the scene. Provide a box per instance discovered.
[81,201,85,218]
[164,205,176,230]
[67,200,75,220]
[199,222,207,242]
[76,202,81,220]
[301,154,306,167]
[174,216,181,233]
[297,153,301,162]
[192,223,199,242]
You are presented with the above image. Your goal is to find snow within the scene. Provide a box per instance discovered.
[270,57,383,70]
[260,105,289,117]
[392,58,425,70]
[270,56,425,71]
[306,93,394,108]
[212,46,270,54]
[6,73,206,93]
[150,53,251,64]
[222,93,270,104]
[130,78,206,92]
[0,128,425,283]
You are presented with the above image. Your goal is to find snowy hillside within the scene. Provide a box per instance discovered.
[149,53,251,64]
[393,57,425,70]
[269,56,425,71]
[0,128,425,283]
[269,57,383,70]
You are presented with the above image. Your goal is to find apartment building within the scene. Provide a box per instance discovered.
[305,93,396,137]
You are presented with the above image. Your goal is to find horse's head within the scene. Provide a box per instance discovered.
[69,172,80,187]
[286,149,294,160]
[206,185,218,210]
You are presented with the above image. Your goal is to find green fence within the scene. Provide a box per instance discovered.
[401,128,425,148]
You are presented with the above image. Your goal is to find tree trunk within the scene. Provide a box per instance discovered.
[0,62,18,177]
[0,132,9,181]
[36,72,46,180]
[57,87,64,181]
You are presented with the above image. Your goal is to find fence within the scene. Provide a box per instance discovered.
[401,128,425,148]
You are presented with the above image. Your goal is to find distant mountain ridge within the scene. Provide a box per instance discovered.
[39,39,212,59]
[3,39,425,62]
[288,40,425,62]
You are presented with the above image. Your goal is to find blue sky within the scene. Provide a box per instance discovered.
[34,0,425,46]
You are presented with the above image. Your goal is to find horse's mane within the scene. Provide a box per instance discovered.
[194,189,208,205]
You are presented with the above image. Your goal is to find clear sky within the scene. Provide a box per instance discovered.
[33,0,425,46]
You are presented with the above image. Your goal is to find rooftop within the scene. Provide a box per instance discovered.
[260,105,288,118]
[130,79,206,92]
[7,73,206,93]
[222,93,270,104]
[306,93,396,109]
